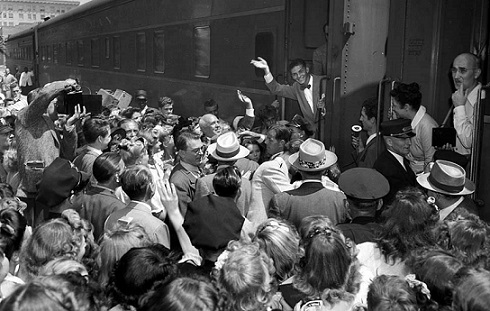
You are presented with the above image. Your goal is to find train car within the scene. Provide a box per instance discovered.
[6,0,490,219]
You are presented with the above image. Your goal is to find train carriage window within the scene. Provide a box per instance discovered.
[113,36,121,69]
[136,32,146,72]
[66,41,73,65]
[194,26,210,78]
[105,37,110,59]
[254,32,274,77]
[77,40,84,66]
[53,44,58,64]
[47,45,51,63]
[91,38,100,67]
[153,31,165,73]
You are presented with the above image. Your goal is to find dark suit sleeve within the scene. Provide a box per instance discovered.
[268,194,283,218]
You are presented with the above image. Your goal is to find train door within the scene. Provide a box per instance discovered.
[322,0,390,168]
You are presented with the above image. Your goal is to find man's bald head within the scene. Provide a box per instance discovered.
[199,113,222,138]
[452,53,481,91]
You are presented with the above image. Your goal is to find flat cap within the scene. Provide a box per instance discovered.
[338,167,389,200]
[135,89,147,100]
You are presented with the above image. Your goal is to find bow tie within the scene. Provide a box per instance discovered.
[300,84,311,91]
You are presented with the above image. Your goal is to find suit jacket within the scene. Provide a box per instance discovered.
[247,154,294,227]
[445,197,479,221]
[266,74,323,129]
[373,150,416,203]
[105,201,170,248]
[73,146,101,176]
[16,81,77,196]
[353,135,385,168]
[170,162,200,216]
[194,168,252,216]
[269,181,347,229]
[78,185,126,240]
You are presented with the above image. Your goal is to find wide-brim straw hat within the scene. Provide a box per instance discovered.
[207,131,249,162]
[289,138,337,172]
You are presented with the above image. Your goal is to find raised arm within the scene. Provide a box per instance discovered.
[20,79,78,125]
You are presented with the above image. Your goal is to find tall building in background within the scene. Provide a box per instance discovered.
[0,0,79,27]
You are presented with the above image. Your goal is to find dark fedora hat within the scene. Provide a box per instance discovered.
[36,158,90,207]
[338,168,390,200]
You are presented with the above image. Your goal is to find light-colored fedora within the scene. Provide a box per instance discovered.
[417,160,475,196]
[289,138,337,172]
[207,131,250,162]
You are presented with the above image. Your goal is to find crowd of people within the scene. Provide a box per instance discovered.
[0,50,486,311]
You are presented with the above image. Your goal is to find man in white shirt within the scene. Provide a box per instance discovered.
[250,57,324,133]
[451,53,482,156]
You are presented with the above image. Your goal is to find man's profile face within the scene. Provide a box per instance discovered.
[388,136,411,156]
[452,55,481,92]
[265,129,283,156]
[201,114,222,138]
[359,107,374,132]
[290,65,309,85]
[180,139,204,167]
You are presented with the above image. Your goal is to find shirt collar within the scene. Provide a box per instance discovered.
[86,145,103,156]
[366,133,377,146]
[438,196,464,222]
[130,200,153,212]
[411,105,426,128]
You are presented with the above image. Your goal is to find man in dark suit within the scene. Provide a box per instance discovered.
[373,119,416,203]
[352,97,385,168]
[337,168,389,244]
[251,57,324,133]
[417,159,479,222]
[194,131,253,216]
[269,138,347,229]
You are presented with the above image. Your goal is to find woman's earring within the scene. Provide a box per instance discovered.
[115,174,120,183]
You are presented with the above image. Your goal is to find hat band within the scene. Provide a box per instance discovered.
[216,147,240,159]
[299,156,326,169]
[428,174,464,193]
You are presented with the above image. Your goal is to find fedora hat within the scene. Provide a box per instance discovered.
[417,160,475,196]
[207,131,249,162]
[289,138,337,172]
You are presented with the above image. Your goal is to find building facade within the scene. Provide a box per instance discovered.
[0,0,79,26]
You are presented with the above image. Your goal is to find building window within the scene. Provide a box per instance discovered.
[91,38,100,67]
[77,40,84,65]
[136,32,146,71]
[53,44,59,64]
[19,13,24,19]
[8,13,13,18]
[113,36,120,69]
[194,26,210,78]
[47,45,52,62]
[33,14,36,19]
[28,14,31,19]
[254,32,275,77]
[40,14,45,19]
[153,31,164,73]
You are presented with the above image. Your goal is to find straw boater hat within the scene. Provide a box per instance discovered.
[207,131,250,162]
[289,138,337,172]
[417,160,475,196]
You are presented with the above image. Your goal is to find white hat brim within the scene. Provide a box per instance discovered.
[208,144,250,162]
[289,151,338,172]
[417,173,474,196]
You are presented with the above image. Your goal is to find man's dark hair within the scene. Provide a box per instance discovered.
[269,124,292,144]
[361,97,379,120]
[82,117,110,144]
[175,130,200,151]
[288,59,307,72]
[213,166,242,198]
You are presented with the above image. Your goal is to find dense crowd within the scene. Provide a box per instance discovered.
[0,51,486,311]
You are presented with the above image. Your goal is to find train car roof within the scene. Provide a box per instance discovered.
[7,0,116,41]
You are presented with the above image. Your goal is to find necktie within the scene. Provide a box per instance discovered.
[300,84,311,91]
